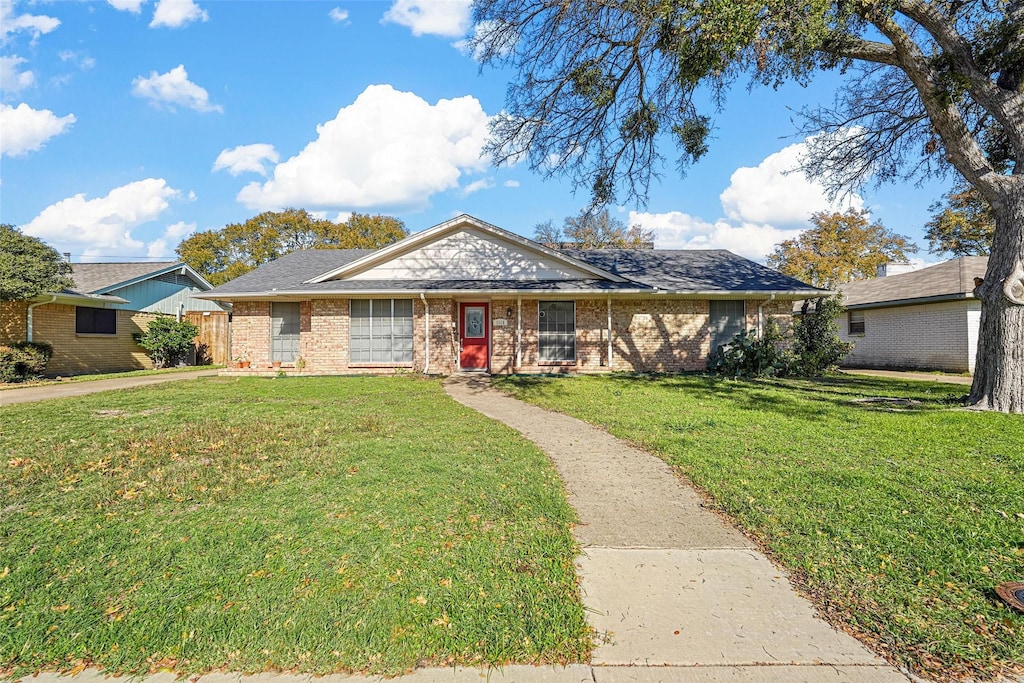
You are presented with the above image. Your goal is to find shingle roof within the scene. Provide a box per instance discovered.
[204,245,824,298]
[563,249,823,292]
[840,256,988,307]
[69,262,181,295]
[206,250,374,294]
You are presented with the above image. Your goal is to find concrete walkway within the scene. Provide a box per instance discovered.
[841,369,974,385]
[0,369,219,406]
[444,375,912,682]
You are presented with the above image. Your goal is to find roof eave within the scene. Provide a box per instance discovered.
[32,292,130,305]
[846,292,973,310]
[195,287,828,300]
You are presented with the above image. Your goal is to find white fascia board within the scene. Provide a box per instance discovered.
[303,214,629,284]
[194,288,828,301]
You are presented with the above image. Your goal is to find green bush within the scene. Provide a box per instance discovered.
[792,296,854,375]
[132,316,199,369]
[707,318,793,378]
[0,341,54,383]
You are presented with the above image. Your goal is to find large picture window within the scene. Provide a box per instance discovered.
[538,301,575,362]
[76,307,117,335]
[350,299,414,364]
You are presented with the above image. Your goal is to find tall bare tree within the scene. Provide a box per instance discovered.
[472,0,1024,413]
[535,208,655,248]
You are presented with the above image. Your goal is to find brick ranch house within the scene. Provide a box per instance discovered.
[1,262,226,376]
[197,215,825,375]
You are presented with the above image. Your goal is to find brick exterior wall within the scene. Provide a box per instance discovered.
[228,297,461,375]
[839,299,976,373]
[226,296,796,376]
[20,304,157,375]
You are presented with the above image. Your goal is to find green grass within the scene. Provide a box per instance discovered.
[494,373,1023,681]
[0,376,590,676]
[0,365,222,390]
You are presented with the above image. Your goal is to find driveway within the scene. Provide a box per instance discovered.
[0,369,219,406]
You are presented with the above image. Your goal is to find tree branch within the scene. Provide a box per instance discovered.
[869,11,1000,195]
[896,0,1024,163]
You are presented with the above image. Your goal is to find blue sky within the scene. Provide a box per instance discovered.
[2,0,950,265]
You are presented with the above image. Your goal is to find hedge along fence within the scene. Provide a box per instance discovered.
[0,341,53,383]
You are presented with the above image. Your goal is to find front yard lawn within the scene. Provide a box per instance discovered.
[495,373,1023,681]
[0,376,590,676]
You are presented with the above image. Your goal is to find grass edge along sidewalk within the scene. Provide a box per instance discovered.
[494,372,1024,682]
[0,376,591,677]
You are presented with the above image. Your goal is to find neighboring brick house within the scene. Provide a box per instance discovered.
[1,262,225,376]
[838,256,988,374]
[197,215,823,375]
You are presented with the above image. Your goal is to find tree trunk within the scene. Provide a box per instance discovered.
[969,180,1024,413]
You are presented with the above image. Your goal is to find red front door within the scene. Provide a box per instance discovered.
[459,302,489,371]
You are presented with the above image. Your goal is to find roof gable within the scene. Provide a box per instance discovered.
[70,262,213,295]
[308,214,627,284]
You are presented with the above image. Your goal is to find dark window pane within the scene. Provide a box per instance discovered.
[76,307,116,335]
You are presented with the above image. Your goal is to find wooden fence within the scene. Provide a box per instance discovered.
[186,311,230,366]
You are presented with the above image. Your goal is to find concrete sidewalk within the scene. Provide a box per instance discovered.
[0,369,219,406]
[444,375,911,682]
[840,369,974,385]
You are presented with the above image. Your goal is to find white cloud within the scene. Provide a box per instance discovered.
[131,64,222,113]
[237,84,491,211]
[719,140,862,226]
[460,177,493,196]
[0,103,75,156]
[21,178,179,257]
[382,0,471,37]
[58,50,96,71]
[0,55,34,93]
[503,179,520,188]
[0,0,60,42]
[150,0,207,28]
[329,7,349,23]
[629,137,869,262]
[146,220,195,258]
[108,0,146,12]
[630,210,804,262]
[213,143,279,176]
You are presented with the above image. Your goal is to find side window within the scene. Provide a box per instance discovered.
[848,310,865,335]
[709,300,745,349]
[76,307,117,335]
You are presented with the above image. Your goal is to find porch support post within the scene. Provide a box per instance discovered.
[516,296,522,370]
[606,296,613,370]
[420,293,430,374]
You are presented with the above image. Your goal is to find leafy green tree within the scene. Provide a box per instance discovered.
[0,224,74,301]
[471,0,1024,411]
[924,184,994,256]
[766,209,917,289]
[534,208,654,248]
[133,316,200,369]
[792,296,854,376]
[176,210,407,286]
